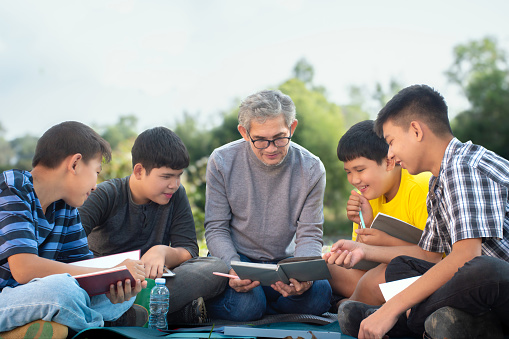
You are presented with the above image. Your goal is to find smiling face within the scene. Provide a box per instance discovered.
[383,119,423,175]
[343,156,398,201]
[133,165,183,205]
[66,154,103,207]
[239,115,297,167]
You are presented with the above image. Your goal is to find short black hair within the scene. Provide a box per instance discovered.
[32,121,111,168]
[374,84,452,138]
[131,127,189,173]
[337,120,388,165]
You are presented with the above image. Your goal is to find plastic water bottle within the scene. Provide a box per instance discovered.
[148,278,169,330]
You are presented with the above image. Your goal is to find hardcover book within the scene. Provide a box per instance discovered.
[72,266,135,296]
[70,250,140,296]
[231,256,332,286]
[353,213,423,270]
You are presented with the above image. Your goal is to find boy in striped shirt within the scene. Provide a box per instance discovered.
[0,121,146,338]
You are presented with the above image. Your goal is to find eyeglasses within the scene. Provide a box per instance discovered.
[246,130,292,149]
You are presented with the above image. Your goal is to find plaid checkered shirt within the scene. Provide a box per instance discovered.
[419,138,509,261]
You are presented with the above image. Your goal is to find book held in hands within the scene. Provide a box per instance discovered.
[70,250,140,296]
[230,256,332,286]
[353,213,423,270]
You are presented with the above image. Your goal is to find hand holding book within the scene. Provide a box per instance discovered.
[71,250,147,297]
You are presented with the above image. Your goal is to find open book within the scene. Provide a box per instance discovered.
[353,213,423,270]
[230,256,332,286]
[70,250,140,296]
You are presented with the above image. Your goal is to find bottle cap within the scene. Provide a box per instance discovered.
[155,278,166,284]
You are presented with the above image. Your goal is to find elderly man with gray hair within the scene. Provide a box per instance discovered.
[204,89,332,321]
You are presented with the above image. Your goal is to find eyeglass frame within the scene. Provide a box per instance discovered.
[246,129,293,149]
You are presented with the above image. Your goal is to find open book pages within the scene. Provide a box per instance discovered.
[70,250,141,268]
[379,275,421,301]
[231,257,331,286]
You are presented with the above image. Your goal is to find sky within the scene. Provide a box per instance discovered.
[1,0,509,140]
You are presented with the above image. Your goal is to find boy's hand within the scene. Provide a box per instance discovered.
[272,279,312,297]
[107,259,147,304]
[107,277,146,304]
[356,228,394,246]
[322,239,365,269]
[346,190,373,227]
[228,268,260,292]
[119,259,146,282]
[141,245,167,279]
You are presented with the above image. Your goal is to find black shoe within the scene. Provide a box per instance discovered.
[424,307,504,339]
[338,300,416,338]
[105,304,149,327]
[168,297,208,324]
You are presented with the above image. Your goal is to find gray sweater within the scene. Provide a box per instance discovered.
[204,139,326,266]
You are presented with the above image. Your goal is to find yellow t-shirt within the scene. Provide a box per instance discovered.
[352,169,431,241]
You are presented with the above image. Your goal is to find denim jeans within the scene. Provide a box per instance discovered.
[0,273,134,332]
[206,254,332,322]
[166,256,228,315]
[386,255,509,335]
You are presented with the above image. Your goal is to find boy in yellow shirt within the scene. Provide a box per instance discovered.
[328,120,430,307]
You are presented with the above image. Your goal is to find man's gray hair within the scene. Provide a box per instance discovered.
[238,90,296,131]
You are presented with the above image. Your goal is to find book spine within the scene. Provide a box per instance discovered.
[276,266,290,284]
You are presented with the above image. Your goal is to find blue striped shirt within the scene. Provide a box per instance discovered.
[420,138,509,261]
[0,170,93,290]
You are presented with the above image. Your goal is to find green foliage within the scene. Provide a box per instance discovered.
[209,108,242,150]
[279,78,351,235]
[293,58,314,84]
[99,115,138,150]
[98,136,135,183]
[181,156,209,239]
[0,123,14,172]
[447,36,509,159]
[9,135,38,170]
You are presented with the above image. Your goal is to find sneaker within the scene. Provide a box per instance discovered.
[424,306,504,339]
[105,304,149,327]
[0,320,68,339]
[168,297,208,324]
[338,300,415,338]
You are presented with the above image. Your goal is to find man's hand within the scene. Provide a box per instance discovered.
[322,239,365,268]
[346,190,373,226]
[356,228,396,246]
[141,245,167,279]
[271,279,312,297]
[228,268,260,292]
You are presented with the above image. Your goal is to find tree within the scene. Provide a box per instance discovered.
[99,115,139,150]
[446,37,509,159]
[279,78,350,234]
[10,135,38,170]
[98,115,139,182]
[293,58,314,84]
[0,122,14,171]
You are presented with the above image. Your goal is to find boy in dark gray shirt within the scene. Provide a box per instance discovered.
[79,127,228,324]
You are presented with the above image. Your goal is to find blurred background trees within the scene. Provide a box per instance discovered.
[1,36,507,243]
[446,36,509,159]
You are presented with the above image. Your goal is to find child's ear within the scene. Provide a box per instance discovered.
[410,121,424,141]
[133,163,145,179]
[386,156,396,171]
[68,154,83,174]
